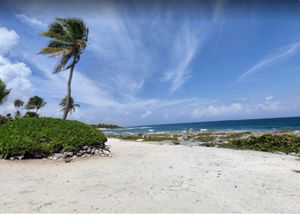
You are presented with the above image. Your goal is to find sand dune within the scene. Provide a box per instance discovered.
[0,138,299,212]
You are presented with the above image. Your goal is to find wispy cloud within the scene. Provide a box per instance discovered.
[162,25,204,93]
[237,41,300,82]
[161,0,224,93]
[16,14,47,28]
[192,96,294,119]
[213,0,224,22]
[141,110,151,118]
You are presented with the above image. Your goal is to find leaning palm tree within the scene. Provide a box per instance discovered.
[25,96,46,114]
[14,99,24,118]
[39,18,88,120]
[0,79,11,105]
[60,96,80,115]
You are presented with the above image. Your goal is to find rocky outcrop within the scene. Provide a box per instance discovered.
[2,145,112,161]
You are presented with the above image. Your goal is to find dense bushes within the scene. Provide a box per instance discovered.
[24,111,39,118]
[0,115,9,125]
[221,134,300,154]
[0,117,107,158]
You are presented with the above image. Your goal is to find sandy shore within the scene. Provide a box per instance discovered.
[0,138,300,212]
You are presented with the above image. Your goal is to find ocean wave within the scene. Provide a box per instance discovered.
[134,126,152,129]
[119,126,152,130]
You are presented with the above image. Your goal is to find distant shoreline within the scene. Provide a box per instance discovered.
[127,115,300,128]
[103,116,300,135]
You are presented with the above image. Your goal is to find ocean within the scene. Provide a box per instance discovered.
[103,116,300,135]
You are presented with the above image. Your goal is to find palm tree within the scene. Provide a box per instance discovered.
[14,99,24,118]
[39,18,88,120]
[0,79,11,105]
[26,96,46,114]
[60,96,80,115]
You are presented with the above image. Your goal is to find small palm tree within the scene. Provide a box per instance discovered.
[26,96,46,114]
[14,99,24,118]
[60,96,80,115]
[39,18,88,120]
[0,79,11,105]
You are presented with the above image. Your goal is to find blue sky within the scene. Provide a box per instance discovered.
[0,0,300,126]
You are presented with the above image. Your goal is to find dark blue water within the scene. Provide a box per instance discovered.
[104,116,300,135]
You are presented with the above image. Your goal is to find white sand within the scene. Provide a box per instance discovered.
[0,138,300,212]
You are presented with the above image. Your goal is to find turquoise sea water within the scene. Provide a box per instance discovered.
[104,116,300,135]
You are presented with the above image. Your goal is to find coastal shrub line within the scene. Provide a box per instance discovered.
[0,117,107,159]
[113,132,300,155]
[220,134,300,154]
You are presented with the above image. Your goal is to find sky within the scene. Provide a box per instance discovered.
[0,0,300,126]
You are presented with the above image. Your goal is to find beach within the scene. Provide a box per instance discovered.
[0,138,299,212]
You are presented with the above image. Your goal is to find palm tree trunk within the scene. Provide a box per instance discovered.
[63,57,76,120]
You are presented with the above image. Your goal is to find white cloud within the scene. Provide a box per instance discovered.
[16,14,47,28]
[192,98,292,120]
[237,41,300,82]
[0,27,33,115]
[192,103,243,118]
[0,56,33,99]
[141,110,152,118]
[265,96,273,102]
[0,27,19,54]
[164,113,169,119]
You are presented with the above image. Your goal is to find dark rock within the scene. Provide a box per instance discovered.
[64,159,72,163]
[53,153,64,160]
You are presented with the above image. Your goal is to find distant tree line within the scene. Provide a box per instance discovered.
[91,123,122,129]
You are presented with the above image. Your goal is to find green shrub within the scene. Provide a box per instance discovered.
[144,135,175,142]
[200,142,215,147]
[24,111,39,118]
[221,134,300,154]
[193,133,215,142]
[0,117,107,158]
[0,115,9,125]
[117,135,143,141]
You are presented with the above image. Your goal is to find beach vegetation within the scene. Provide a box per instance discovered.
[60,96,80,115]
[117,135,143,141]
[143,135,175,142]
[115,133,181,144]
[26,96,46,114]
[200,142,215,147]
[221,134,300,154]
[0,115,9,125]
[172,141,180,145]
[0,117,107,158]
[193,133,215,142]
[14,99,24,118]
[39,18,88,120]
[92,123,122,129]
[24,111,39,118]
[0,79,11,105]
